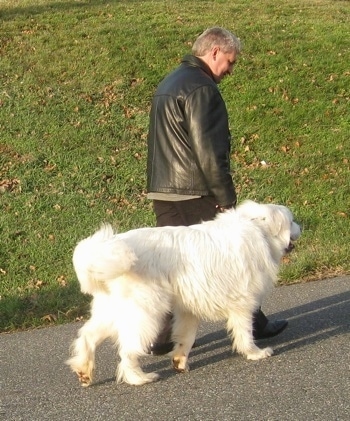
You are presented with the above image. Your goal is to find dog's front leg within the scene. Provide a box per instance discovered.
[171,311,199,373]
[227,310,273,360]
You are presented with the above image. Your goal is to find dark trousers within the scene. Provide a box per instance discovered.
[153,196,218,227]
[153,198,268,334]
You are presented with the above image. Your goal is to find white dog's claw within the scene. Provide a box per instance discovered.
[247,347,273,360]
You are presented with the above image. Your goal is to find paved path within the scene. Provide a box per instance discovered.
[1,276,349,421]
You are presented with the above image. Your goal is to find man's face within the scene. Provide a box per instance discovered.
[210,47,237,83]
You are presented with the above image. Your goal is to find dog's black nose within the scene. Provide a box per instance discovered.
[285,242,295,253]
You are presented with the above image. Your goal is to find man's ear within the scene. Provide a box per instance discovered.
[212,46,220,60]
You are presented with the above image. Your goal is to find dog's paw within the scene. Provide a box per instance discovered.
[246,346,273,361]
[77,371,92,387]
[126,372,160,386]
[172,356,190,373]
[118,368,160,386]
[142,371,160,384]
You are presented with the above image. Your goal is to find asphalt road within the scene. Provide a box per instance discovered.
[1,276,349,421]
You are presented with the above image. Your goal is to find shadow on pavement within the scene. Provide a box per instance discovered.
[141,289,350,381]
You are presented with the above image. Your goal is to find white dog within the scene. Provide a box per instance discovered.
[67,200,301,387]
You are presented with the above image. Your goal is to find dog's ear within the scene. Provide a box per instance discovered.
[264,205,292,245]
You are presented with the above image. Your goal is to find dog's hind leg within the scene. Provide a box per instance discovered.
[67,319,111,387]
[171,310,199,373]
[115,303,165,385]
[227,308,273,360]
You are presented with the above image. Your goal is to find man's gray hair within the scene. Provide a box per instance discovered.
[192,27,242,56]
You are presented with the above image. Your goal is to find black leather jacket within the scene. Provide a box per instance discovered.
[147,55,237,207]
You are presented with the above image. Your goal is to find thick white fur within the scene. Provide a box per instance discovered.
[67,200,301,386]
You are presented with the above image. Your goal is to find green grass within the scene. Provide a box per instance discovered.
[0,0,349,332]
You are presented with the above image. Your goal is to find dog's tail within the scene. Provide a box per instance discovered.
[72,224,137,295]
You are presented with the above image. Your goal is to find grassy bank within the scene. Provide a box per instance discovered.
[0,0,349,332]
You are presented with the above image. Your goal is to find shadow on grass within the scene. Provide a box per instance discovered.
[0,280,90,332]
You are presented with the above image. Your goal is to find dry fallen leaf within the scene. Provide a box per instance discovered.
[57,275,67,287]
[41,314,57,322]
[282,256,291,264]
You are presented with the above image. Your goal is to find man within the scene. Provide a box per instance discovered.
[147,27,288,355]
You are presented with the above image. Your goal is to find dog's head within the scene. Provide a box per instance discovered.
[237,200,301,254]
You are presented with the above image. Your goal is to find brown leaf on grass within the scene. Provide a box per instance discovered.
[26,279,45,291]
[43,162,57,172]
[281,145,290,153]
[246,105,257,111]
[123,105,136,118]
[0,178,21,193]
[282,256,291,264]
[57,275,67,287]
[282,90,289,101]
[35,280,44,289]
[80,93,93,103]
[130,78,144,87]
[41,314,57,323]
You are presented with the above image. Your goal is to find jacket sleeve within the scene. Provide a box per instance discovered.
[185,85,237,207]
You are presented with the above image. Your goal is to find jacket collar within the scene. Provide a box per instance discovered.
[181,54,216,82]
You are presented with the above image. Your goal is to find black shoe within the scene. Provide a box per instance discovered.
[254,319,288,340]
[149,341,174,356]
[148,340,198,356]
